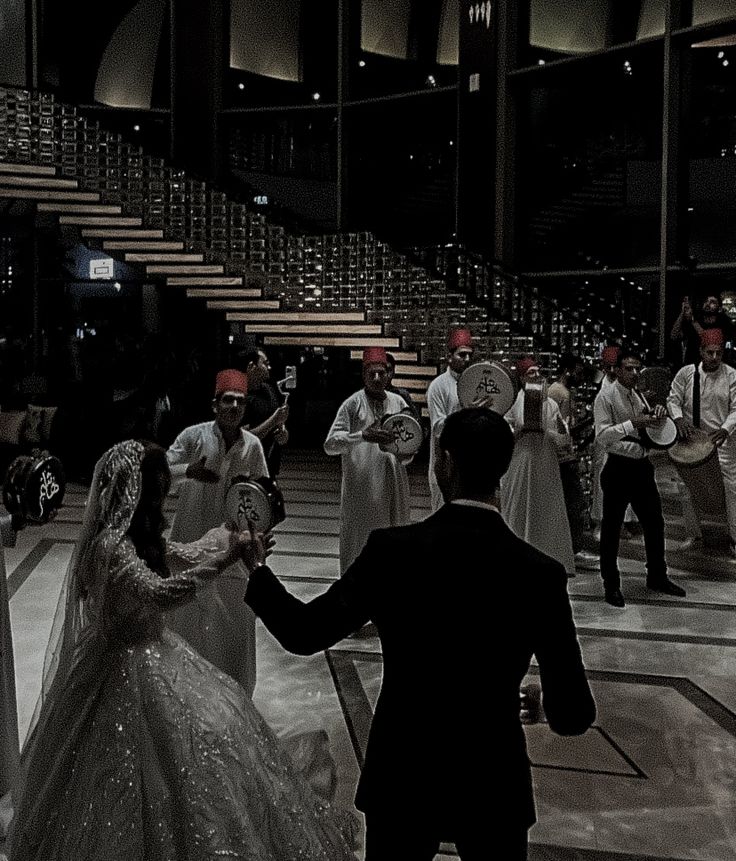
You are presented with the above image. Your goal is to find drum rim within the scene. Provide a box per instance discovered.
[380,411,423,454]
[668,429,717,466]
[457,361,516,411]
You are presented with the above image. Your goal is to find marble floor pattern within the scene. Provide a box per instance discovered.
[4,450,736,859]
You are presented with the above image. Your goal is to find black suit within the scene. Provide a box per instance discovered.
[246,503,596,859]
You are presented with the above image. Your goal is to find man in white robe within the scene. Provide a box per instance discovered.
[324,347,412,572]
[426,328,475,511]
[166,369,268,697]
[501,356,576,575]
[667,327,736,555]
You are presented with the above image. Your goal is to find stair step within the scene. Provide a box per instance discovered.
[205,298,279,309]
[0,175,78,189]
[38,202,122,214]
[265,336,400,348]
[1,188,99,202]
[82,228,165,239]
[103,241,184,252]
[126,252,204,264]
[394,364,436,377]
[216,309,365,322]
[60,215,143,227]
[167,276,243,287]
[350,350,418,362]
[240,323,382,335]
[392,377,430,392]
[188,288,262,299]
[148,264,223,275]
[0,161,56,176]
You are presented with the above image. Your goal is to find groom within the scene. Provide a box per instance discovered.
[243,408,596,860]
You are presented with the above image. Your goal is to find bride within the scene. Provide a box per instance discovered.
[9,440,355,860]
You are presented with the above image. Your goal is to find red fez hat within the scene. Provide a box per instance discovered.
[362,347,388,366]
[601,346,620,365]
[516,356,539,376]
[214,369,248,397]
[701,327,724,347]
[447,328,473,351]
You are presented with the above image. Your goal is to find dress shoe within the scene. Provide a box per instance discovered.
[574,550,600,571]
[604,588,626,607]
[646,577,686,597]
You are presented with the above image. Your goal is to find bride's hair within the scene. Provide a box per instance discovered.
[127,440,171,577]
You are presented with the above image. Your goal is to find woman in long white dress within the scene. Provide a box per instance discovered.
[9,440,355,861]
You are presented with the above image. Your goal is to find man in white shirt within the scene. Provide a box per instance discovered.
[426,328,475,511]
[165,368,269,696]
[324,347,412,572]
[667,328,736,555]
[594,350,686,607]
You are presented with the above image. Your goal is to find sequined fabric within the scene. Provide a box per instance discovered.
[10,442,355,861]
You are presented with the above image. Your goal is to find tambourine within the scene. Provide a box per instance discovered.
[225,475,285,533]
[3,453,66,524]
[379,411,423,457]
[457,362,516,415]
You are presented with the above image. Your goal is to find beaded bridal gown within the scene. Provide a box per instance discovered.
[9,441,354,861]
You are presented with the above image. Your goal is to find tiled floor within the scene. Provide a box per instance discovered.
[4,450,736,859]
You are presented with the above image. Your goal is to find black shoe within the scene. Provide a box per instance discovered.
[647,577,686,597]
[604,588,626,607]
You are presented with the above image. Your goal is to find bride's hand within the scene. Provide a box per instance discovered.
[236,524,268,572]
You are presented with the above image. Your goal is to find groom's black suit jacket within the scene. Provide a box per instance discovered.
[246,503,595,833]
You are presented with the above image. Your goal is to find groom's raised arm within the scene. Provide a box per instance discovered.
[245,535,376,654]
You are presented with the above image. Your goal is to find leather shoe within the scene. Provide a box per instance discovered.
[646,577,686,597]
[604,588,626,607]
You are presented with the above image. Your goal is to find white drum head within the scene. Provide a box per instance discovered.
[644,416,678,449]
[380,412,423,456]
[457,362,516,414]
[225,480,275,531]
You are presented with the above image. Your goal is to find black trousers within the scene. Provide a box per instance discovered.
[599,453,667,589]
[560,459,586,552]
[364,811,527,861]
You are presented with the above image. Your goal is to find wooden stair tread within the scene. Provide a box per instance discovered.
[236,323,382,335]
[0,162,56,176]
[215,309,364,322]
[167,276,243,286]
[394,364,436,376]
[392,378,430,391]
[126,253,204,263]
[148,264,223,275]
[60,215,142,226]
[0,175,78,189]
[191,289,263,299]
[264,336,400,348]
[103,241,184,251]
[0,188,99,202]
[205,298,278,308]
[38,202,121,214]
[83,229,164,239]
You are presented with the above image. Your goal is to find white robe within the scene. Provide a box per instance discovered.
[1,516,20,831]
[324,389,411,572]
[501,391,576,574]
[165,421,269,697]
[426,368,461,511]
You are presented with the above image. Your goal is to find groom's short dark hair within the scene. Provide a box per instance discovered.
[439,407,514,495]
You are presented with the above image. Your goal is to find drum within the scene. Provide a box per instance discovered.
[224,475,285,532]
[640,416,678,450]
[522,380,548,432]
[3,454,66,524]
[457,362,516,415]
[639,366,672,408]
[379,411,423,457]
[668,429,726,520]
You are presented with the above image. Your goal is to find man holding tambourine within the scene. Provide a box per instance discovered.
[593,350,687,607]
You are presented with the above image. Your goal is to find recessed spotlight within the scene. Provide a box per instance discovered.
[358,60,366,68]
[133,124,141,132]
[238,82,245,90]
[312,92,321,101]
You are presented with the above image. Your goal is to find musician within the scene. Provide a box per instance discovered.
[165,369,269,696]
[670,293,734,368]
[426,328,475,511]
[501,356,576,575]
[241,347,290,478]
[593,350,687,607]
[324,347,412,572]
[667,328,736,556]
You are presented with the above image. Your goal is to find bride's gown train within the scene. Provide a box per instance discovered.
[9,441,355,861]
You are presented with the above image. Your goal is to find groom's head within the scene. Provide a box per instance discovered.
[435,407,514,502]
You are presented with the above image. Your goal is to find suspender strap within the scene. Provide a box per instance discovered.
[692,365,701,429]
